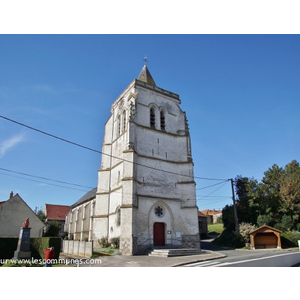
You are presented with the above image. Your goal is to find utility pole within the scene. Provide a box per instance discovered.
[230,178,239,232]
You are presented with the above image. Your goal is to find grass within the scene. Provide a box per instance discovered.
[208,223,224,235]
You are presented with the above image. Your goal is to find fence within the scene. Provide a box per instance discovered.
[62,240,93,258]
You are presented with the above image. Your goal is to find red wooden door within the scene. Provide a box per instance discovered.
[154,222,165,246]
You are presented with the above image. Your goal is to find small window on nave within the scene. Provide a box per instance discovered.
[116,206,121,226]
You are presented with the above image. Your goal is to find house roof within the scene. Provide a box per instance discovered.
[71,187,97,208]
[198,211,207,217]
[200,209,222,216]
[45,204,71,221]
[1,193,45,229]
[250,225,282,235]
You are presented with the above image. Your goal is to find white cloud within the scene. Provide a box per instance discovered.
[0,133,26,159]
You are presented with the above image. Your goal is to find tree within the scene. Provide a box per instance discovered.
[222,160,300,231]
[257,214,273,227]
[279,160,300,227]
[44,220,61,237]
[275,215,293,231]
[235,176,259,224]
[35,207,46,223]
[222,176,259,230]
[258,164,284,224]
[222,204,235,231]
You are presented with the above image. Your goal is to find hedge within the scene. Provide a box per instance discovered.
[30,237,61,260]
[0,237,61,260]
[281,231,300,248]
[0,238,18,260]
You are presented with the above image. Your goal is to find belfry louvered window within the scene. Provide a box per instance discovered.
[150,107,155,128]
[160,111,165,131]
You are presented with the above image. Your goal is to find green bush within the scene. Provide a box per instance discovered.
[275,215,294,232]
[98,236,110,248]
[238,222,256,243]
[212,229,244,248]
[30,237,60,259]
[44,221,61,237]
[281,231,300,248]
[0,237,60,261]
[110,237,120,249]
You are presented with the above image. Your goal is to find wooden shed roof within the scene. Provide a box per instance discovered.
[250,225,282,235]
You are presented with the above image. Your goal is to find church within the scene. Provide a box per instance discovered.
[65,63,201,255]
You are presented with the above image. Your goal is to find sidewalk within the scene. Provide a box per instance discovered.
[59,250,226,267]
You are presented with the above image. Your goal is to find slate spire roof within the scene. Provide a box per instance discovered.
[71,187,97,208]
[137,64,156,87]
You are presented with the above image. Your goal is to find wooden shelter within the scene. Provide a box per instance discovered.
[250,225,282,249]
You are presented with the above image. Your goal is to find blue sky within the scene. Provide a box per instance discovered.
[0,34,300,212]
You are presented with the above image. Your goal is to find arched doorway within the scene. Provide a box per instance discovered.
[153,222,165,246]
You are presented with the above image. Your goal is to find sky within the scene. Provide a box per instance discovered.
[0,34,300,212]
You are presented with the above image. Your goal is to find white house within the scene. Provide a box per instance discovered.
[66,64,200,254]
[0,192,45,237]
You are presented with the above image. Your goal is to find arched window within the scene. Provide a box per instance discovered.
[116,206,121,226]
[123,110,126,132]
[160,110,166,131]
[117,115,121,136]
[150,107,155,128]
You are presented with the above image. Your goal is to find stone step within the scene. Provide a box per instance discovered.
[148,248,203,257]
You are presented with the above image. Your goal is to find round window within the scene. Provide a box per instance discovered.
[154,206,164,217]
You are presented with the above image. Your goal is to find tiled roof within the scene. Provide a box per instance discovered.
[198,211,207,217]
[200,209,222,216]
[45,204,71,221]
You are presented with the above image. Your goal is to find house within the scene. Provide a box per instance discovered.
[198,211,208,238]
[65,64,200,255]
[200,209,222,224]
[44,204,71,238]
[0,192,45,237]
[250,225,282,249]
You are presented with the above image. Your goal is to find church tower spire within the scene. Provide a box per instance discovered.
[137,64,156,87]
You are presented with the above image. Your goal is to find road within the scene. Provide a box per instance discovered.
[182,239,300,267]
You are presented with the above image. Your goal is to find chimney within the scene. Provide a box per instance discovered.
[10,191,14,198]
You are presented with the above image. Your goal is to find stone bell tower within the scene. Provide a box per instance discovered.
[93,63,200,254]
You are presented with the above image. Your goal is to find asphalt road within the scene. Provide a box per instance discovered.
[184,239,300,267]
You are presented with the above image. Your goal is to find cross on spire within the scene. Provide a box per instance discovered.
[143,55,148,65]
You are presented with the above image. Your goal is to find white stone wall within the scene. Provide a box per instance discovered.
[65,201,92,241]
[89,77,200,254]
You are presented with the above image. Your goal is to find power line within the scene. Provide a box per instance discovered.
[0,167,94,189]
[0,166,232,206]
[197,180,229,202]
[196,179,230,190]
[0,172,90,192]
[197,195,231,198]
[0,114,229,181]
